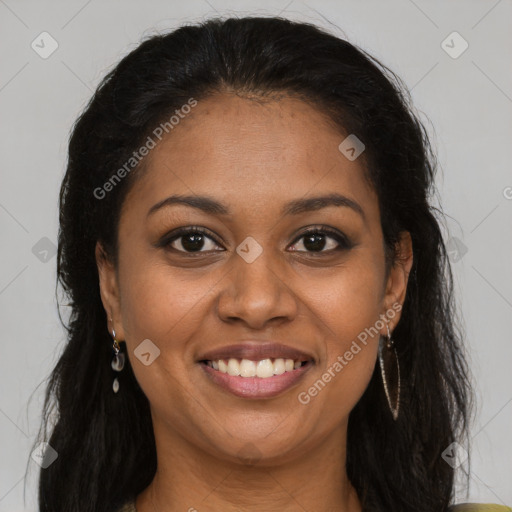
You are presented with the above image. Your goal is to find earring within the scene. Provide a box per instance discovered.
[111,328,125,394]
[378,322,401,420]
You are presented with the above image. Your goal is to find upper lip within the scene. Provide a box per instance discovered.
[197,342,315,363]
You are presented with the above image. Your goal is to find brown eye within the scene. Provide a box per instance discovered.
[161,227,224,253]
[288,227,353,254]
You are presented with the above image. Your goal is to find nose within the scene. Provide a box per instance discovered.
[215,248,299,330]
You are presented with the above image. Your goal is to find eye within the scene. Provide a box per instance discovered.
[159,225,353,256]
[288,226,353,254]
[162,226,224,254]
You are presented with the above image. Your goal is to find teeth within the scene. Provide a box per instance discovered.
[227,358,240,376]
[206,358,307,378]
[240,359,256,377]
[273,358,285,375]
[256,359,274,378]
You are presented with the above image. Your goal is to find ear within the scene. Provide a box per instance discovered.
[95,241,125,340]
[381,231,413,333]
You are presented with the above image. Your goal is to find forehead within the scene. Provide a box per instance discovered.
[123,93,376,218]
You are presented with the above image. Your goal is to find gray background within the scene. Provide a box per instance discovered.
[0,0,511,509]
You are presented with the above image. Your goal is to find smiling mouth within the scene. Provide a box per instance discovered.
[199,358,311,378]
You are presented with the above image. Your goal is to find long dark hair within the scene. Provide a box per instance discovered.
[35,16,472,512]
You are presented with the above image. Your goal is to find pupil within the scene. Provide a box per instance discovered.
[182,233,204,252]
[304,233,325,252]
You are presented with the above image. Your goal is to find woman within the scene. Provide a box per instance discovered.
[35,16,510,512]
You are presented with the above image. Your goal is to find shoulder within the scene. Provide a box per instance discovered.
[451,506,511,512]
[115,502,137,512]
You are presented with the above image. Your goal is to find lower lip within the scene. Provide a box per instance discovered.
[199,361,313,399]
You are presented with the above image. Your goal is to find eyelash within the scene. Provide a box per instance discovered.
[159,225,354,256]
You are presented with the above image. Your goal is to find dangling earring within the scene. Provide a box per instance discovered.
[378,322,401,420]
[111,328,125,393]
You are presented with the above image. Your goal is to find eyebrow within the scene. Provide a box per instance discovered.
[147,193,365,220]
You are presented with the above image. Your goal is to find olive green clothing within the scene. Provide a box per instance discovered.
[452,506,512,512]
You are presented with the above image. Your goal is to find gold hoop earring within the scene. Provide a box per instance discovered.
[378,322,401,420]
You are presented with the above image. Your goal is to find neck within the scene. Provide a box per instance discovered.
[135,416,361,512]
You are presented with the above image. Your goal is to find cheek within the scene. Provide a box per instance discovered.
[299,251,385,340]
[117,258,215,412]
[295,254,384,416]
[119,258,215,344]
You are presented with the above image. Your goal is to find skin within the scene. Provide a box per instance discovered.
[96,92,413,512]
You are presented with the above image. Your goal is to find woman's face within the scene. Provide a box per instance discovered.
[97,93,411,466]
